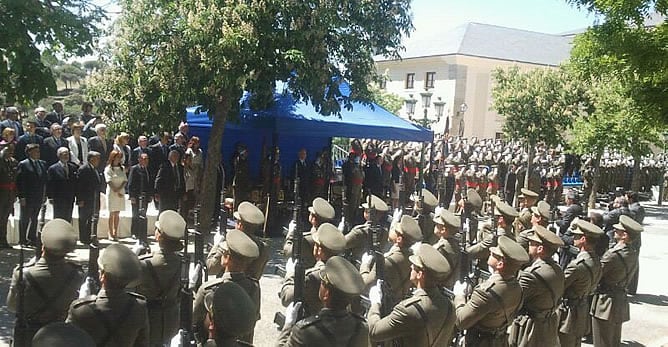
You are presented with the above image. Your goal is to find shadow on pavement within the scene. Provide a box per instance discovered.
[640,205,668,220]
[0,247,20,344]
[629,293,668,307]
[622,340,646,347]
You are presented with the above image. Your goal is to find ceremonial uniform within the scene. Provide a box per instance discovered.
[416,189,438,245]
[202,282,257,347]
[467,200,518,262]
[344,195,390,262]
[432,207,462,289]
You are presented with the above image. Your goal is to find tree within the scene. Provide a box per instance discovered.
[58,63,87,90]
[0,0,105,104]
[492,66,586,187]
[89,0,413,228]
[369,85,404,114]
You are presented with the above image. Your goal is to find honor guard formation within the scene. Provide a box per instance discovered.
[1,107,653,347]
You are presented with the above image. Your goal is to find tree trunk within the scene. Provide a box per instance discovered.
[588,152,602,209]
[631,154,641,192]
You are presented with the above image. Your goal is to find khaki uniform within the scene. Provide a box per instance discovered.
[590,243,638,347]
[509,258,564,347]
[467,224,514,262]
[277,308,369,347]
[513,209,532,235]
[207,231,270,280]
[135,249,181,346]
[282,227,316,269]
[344,222,389,262]
[368,287,456,346]
[433,236,461,289]
[360,245,412,306]
[279,260,325,317]
[558,250,602,347]
[418,212,437,245]
[455,273,523,347]
[67,289,149,347]
[6,257,84,345]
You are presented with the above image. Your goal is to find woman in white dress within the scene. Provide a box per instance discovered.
[104,149,127,240]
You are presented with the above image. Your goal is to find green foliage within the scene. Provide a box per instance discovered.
[369,85,404,114]
[0,0,105,104]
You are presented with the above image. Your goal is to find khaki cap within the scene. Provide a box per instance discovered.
[154,210,185,239]
[362,194,389,212]
[433,209,460,229]
[312,223,346,253]
[224,229,259,259]
[409,244,451,276]
[32,322,95,347]
[98,244,141,286]
[526,225,564,247]
[396,215,422,241]
[530,201,550,219]
[319,256,364,296]
[205,281,256,338]
[613,215,643,235]
[307,197,336,221]
[519,188,538,198]
[422,189,438,208]
[572,220,604,238]
[489,235,530,264]
[234,201,265,225]
[41,219,77,255]
[466,189,482,210]
[494,201,519,219]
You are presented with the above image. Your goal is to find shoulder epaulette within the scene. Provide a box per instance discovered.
[202,278,225,290]
[71,296,97,308]
[295,314,321,328]
[402,296,422,307]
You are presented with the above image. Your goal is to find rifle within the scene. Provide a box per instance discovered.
[367,198,392,340]
[12,245,27,346]
[340,180,348,233]
[192,205,207,293]
[459,194,471,285]
[83,184,101,296]
[179,222,195,346]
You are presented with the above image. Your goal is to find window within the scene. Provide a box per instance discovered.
[405,73,415,89]
[425,72,435,89]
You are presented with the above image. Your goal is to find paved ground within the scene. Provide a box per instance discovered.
[0,202,667,346]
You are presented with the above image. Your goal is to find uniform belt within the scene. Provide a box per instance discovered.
[314,178,326,186]
[470,325,507,338]
[562,297,587,306]
[524,308,556,320]
[0,182,16,190]
[352,178,363,185]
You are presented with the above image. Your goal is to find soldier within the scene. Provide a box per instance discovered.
[32,322,95,347]
[195,229,260,344]
[343,152,364,224]
[513,188,539,236]
[591,215,642,347]
[207,201,269,280]
[201,282,257,347]
[516,200,550,251]
[283,197,335,268]
[558,220,603,347]
[509,225,565,347]
[368,243,456,345]
[414,188,439,244]
[67,244,149,346]
[7,219,83,345]
[467,198,519,262]
[432,208,461,289]
[134,210,185,346]
[277,256,369,346]
[360,215,422,306]
[345,194,389,262]
[625,191,644,295]
[310,151,331,200]
[454,236,529,346]
[280,223,346,317]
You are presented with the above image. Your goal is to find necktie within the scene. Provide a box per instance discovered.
[174,165,181,189]
[32,160,41,176]
[101,139,107,153]
[63,162,68,179]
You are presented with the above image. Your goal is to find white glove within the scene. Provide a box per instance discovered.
[288,220,297,233]
[78,278,93,299]
[410,241,422,254]
[213,231,224,247]
[285,257,296,277]
[360,253,373,268]
[189,263,201,289]
[284,301,302,327]
[338,217,346,232]
[435,206,444,217]
[369,279,384,305]
[463,219,470,234]
[131,243,145,256]
[453,280,471,297]
[392,208,402,223]
[169,330,184,347]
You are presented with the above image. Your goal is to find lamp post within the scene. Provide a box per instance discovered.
[433,97,446,133]
[457,102,468,137]
[419,88,433,128]
[404,94,417,121]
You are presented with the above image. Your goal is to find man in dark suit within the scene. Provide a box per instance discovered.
[130,135,150,166]
[87,123,112,172]
[42,123,68,167]
[45,101,65,125]
[15,119,44,162]
[128,153,153,244]
[169,133,187,162]
[76,151,102,244]
[33,107,52,138]
[557,190,584,268]
[291,148,311,203]
[47,147,79,222]
[16,144,47,245]
[364,154,384,198]
[148,132,171,181]
[155,150,185,213]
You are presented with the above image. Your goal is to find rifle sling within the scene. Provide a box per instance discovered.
[23,267,78,317]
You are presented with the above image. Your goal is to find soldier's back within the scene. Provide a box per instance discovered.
[282,309,368,347]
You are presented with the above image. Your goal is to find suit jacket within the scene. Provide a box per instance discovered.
[364,163,384,197]
[76,162,102,204]
[558,203,583,235]
[0,119,23,138]
[47,161,79,201]
[155,163,185,198]
[88,136,112,170]
[131,146,150,167]
[128,164,154,199]
[15,133,44,162]
[16,158,47,204]
[148,143,169,177]
[42,136,68,167]
[67,136,89,166]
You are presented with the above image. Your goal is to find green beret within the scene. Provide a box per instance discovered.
[234,201,265,225]
[362,195,389,212]
[312,223,346,253]
[154,210,185,239]
[530,201,550,219]
[319,256,364,296]
[433,209,460,229]
[41,219,77,255]
[490,235,529,264]
[494,201,519,219]
[519,188,538,198]
[466,189,482,210]
[396,215,422,242]
[308,197,336,221]
[572,220,603,238]
[206,282,256,338]
[224,230,259,259]
[98,244,141,286]
[32,322,95,347]
[409,244,451,276]
[614,215,643,235]
[422,189,438,208]
[526,225,564,247]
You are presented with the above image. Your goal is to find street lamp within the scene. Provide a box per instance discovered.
[433,97,446,132]
[457,102,468,137]
[419,89,433,128]
[404,94,417,120]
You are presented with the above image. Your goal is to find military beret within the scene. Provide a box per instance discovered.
[530,201,551,219]
[98,244,141,286]
[409,244,451,276]
[41,219,77,255]
[396,215,422,241]
[466,188,482,210]
[319,256,364,296]
[494,201,519,219]
[613,215,643,235]
[234,201,265,225]
[205,282,256,338]
[312,223,346,253]
[361,195,389,212]
[433,208,460,229]
[490,235,530,264]
[307,197,336,221]
[154,210,185,239]
[526,225,564,247]
[572,220,603,238]
[422,189,438,208]
[223,229,259,259]
[32,322,95,347]
[519,188,538,198]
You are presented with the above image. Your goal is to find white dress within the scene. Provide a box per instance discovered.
[105,166,127,212]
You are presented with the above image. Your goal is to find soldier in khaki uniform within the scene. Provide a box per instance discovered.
[278,256,369,346]
[517,200,550,251]
[368,243,456,346]
[468,198,519,261]
[207,201,269,280]
[360,215,422,306]
[32,322,95,347]
[509,225,565,347]
[283,197,336,268]
[432,208,461,289]
[513,188,538,235]
[134,210,185,346]
[7,219,83,345]
[202,281,257,347]
[345,194,389,262]
[414,188,439,244]
[67,244,149,346]
[280,223,346,317]
[558,220,603,347]
[591,215,642,347]
[195,229,260,344]
[454,236,529,347]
